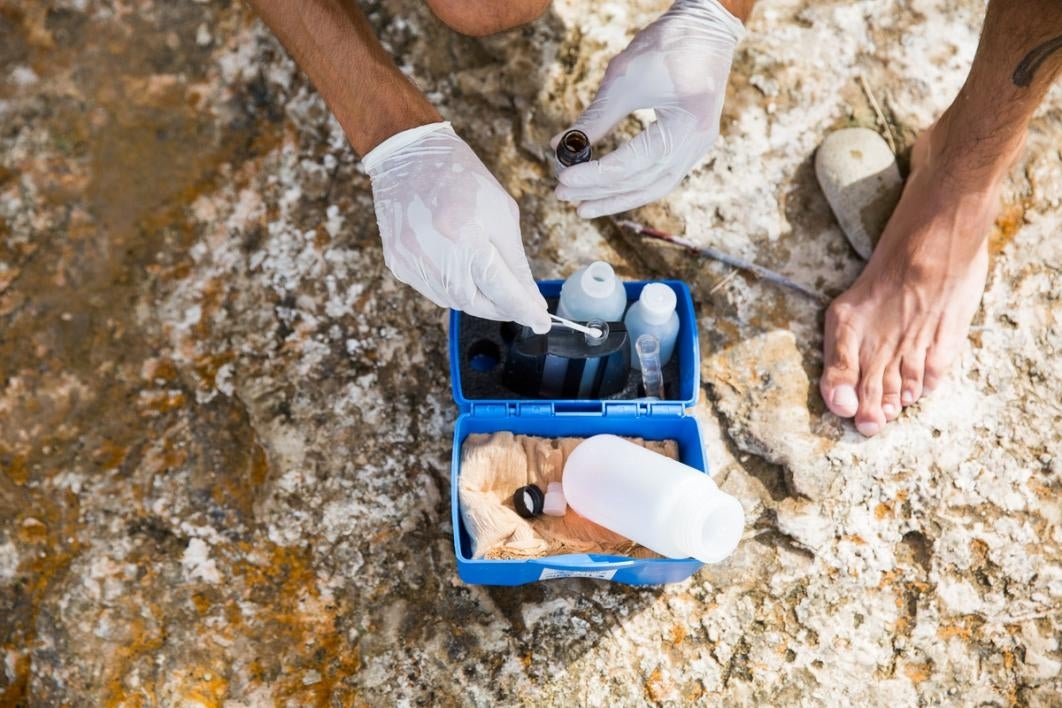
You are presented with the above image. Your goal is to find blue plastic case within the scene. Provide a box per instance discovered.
[448,280,707,585]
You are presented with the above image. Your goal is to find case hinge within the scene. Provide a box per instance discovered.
[604,402,640,417]
[470,403,511,417]
[648,403,685,417]
[517,402,554,417]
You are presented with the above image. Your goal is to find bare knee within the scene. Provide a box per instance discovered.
[424,0,551,37]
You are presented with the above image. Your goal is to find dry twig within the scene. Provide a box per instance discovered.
[858,73,897,154]
[613,219,831,305]
[709,268,740,295]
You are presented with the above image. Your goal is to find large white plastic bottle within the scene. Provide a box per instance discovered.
[562,435,744,563]
[624,283,680,368]
[556,261,628,322]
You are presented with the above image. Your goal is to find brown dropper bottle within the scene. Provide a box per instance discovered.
[555,129,592,169]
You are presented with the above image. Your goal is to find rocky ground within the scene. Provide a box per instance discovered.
[1,0,1059,705]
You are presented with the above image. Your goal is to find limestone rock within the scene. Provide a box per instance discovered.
[815,127,903,259]
[704,330,836,500]
[4,1,1062,705]
[774,498,834,552]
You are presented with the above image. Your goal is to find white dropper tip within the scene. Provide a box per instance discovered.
[639,283,677,325]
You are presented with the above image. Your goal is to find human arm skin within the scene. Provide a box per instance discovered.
[718,0,755,23]
[245,0,551,331]
[246,0,441,155]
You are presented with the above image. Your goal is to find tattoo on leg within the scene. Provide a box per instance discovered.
[1013,35,1062,87]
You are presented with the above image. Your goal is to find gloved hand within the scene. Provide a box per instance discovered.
[553,0,744,219]
[363,122,551,333]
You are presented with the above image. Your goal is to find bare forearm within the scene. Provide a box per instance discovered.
[247,0,441,155]
[717,0,755,23]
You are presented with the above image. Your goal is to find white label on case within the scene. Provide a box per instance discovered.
[538,567,617,581]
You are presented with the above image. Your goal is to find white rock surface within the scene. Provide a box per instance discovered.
[2,0,1060,705]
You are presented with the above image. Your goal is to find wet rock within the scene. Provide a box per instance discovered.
[815,127,903,259]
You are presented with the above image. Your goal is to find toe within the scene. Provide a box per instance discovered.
[821,303,862,418]
[923,344,955,393]
[855,361,887,436]
[924,313,971,393]
[900,349,926,405]
[881,361,903,421]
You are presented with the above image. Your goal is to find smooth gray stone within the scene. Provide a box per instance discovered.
[815,127,903,259]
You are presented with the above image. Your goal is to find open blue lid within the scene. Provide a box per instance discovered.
[448,279,700,416]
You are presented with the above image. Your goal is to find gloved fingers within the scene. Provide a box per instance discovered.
[399,260,512,325]
[489,200,549,313]
[494,246,548,314]
[555,121,674,192]
[550,77,634,149]
[457,294,510,323]
[555,156,666,203]
[574,172,680,220]
[470,244,552,333]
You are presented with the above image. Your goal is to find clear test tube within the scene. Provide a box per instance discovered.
[636,334,664,399]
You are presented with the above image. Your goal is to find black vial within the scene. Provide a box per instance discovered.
[556,129,592,168]
[512,484,545,518]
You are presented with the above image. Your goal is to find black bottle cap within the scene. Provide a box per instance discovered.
[556,130,592,167]
[512,484,545,518]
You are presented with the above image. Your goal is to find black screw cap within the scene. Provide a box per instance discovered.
[512,484,545,518]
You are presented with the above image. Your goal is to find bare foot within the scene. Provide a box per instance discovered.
[819,121,1022,436]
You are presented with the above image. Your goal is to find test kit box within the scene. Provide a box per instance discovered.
[448,279,707,585]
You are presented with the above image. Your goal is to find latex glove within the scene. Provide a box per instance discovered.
[363,122,551,333]
[553,0,744,218]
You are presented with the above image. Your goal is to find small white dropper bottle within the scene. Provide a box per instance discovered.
[624,283,680,368]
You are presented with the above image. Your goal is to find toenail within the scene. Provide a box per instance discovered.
[856,421,881,437]
[901,390,914,405]
[883,403,897,417]
[832,385,858,412]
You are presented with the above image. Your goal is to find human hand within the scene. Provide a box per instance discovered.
[553,0,744,218]
[363,122,551,333]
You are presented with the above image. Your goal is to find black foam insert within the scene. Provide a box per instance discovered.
[458,297,681,401]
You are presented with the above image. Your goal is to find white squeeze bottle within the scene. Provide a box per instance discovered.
[562,435,744,563]
[556,261,628,322]
[624,283,680,368]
